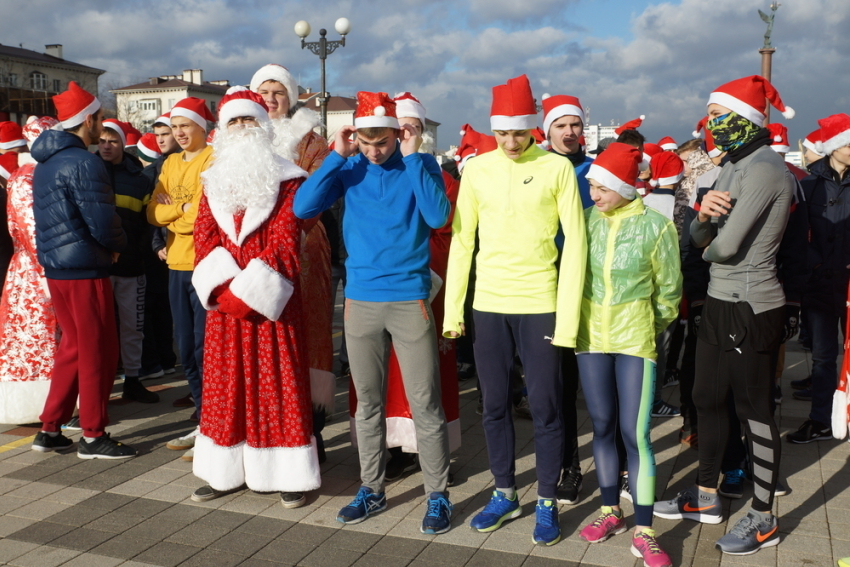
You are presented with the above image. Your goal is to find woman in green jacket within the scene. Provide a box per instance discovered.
[575,142,681,567]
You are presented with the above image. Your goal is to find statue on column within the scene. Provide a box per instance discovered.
[759,2,780,49]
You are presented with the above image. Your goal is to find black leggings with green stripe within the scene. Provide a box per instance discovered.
[578,353,657,526]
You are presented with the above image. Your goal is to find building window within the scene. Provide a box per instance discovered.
[31,72,47,90]
[7,73,17,87]
[209,100,216,115]
[139,99,160,112]
[53,79,61,92]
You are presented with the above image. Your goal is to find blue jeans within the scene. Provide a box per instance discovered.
[168,270,206,415]
[807,298,846,425]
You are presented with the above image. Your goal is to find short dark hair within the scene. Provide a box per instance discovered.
[64,109,103,134]
[616,129,645,148]
[357,127,395,139]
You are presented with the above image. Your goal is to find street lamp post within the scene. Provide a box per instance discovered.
[294,18,351,139]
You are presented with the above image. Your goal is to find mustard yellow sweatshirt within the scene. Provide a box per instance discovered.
[147,145,213,271]
[442,142,587,347]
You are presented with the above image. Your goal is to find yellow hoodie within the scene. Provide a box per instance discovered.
[147,145,213,271]
[443,142,586,347]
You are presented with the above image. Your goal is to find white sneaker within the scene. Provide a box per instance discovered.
[167,427,199,451]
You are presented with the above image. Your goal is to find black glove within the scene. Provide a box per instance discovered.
[783,303,800,343]
[689,301,703,336]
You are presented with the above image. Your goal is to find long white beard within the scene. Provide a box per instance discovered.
[202,123,283,214]
[419,131,435,155]
[270,107,322,162]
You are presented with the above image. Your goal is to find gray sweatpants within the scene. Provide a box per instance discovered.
[111,275,146,376]
[345,299,450,495]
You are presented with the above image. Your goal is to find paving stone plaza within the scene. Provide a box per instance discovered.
[0,303,846,567]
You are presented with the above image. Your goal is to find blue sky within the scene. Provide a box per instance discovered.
[5,0,848,149]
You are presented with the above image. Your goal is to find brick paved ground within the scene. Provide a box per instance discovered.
[0,304,846,566]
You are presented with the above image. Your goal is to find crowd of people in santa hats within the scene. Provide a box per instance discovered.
[0,61,849,567]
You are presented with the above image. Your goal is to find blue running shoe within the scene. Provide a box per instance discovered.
[470,490,521,532]
[532,498,561,546]
[421,492,453,534]
[337,486,386,524]
[718,469,745,499]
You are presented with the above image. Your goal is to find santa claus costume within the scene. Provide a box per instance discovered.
[250,64,335,418]
[191,87,320,497]
[0,117,62,424]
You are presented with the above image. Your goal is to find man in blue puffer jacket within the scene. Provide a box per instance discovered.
[30,81,137,460]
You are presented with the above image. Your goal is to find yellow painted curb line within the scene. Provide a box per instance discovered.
[0,434,36,454]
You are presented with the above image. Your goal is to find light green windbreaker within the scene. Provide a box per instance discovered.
[577,196,682,360]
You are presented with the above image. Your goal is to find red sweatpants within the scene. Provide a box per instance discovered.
[40,278,119,437]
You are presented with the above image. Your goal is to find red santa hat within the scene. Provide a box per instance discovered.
[137,133,161,161]
[707,75,794,127]
[767,123,791,154]
[217,86,270,129]
[354,92,399,129]
[614,115,645,136]
[393,92,426,127]
[490,74,537,131]
[815,114,850,156]
[171,97,215,131]
[531,127,550,150]
[650,151,685,187]
[642,142,663,166]
[125,127,141,148]
[540,94,584,136]
[803,128,825,157]
[0,122,26,150]
[579,135,586,151]
[586,142,642,200]
[52,81,101,129]
[693,116,721,158]
[22,115,62,148]
[249,64,299,110]
[154,112,171,128]
[0,152,18,180]
[102,119,133,146]
[657,136,677,151]
[455,123,498,172]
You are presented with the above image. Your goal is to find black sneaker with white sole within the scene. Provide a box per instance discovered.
[556,468,582,505]
[786,419,832,444]
[77,433,137,460]
[651,401,681,418]
[32,431,74,453]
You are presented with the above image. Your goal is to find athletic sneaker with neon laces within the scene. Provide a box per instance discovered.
[532,498,560,546]
[715,512,779,555]
[580,506,627,543]
[470,489,521,532]
[421,492,452,534]
[653,486,722,524]
[631,529,673,567]
[337,486,387,524]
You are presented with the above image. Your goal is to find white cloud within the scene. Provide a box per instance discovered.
[4,0,849,148]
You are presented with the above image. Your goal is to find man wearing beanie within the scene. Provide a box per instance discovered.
[787,114,850,444]
[30,82,136,459]
[294,91,452,535]
[540,92,592,507]
[98,119,160,405]
[443,74,585,546]
[250,64,335,507]
[148,97,215,461]
[654,75,796,556]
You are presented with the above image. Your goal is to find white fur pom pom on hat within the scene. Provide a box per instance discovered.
[374,106,386,117]
[542,93,551,100]
[783,106,795,120]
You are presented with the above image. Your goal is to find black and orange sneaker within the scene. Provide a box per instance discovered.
[715,512,779,555]
[653,486,722,524]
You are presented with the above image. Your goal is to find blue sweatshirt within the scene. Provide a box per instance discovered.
[293,145,449,301]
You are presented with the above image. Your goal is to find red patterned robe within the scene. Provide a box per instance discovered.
[0,155,60,424]
[349,170,462,452]
[190,162,318,492]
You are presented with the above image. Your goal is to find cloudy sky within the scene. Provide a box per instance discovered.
[5,0,848,149]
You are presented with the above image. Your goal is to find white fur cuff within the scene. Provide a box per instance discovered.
[229,258,294,321]
[192,247,242,310]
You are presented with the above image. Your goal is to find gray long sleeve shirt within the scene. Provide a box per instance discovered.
[690,145,794,314]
